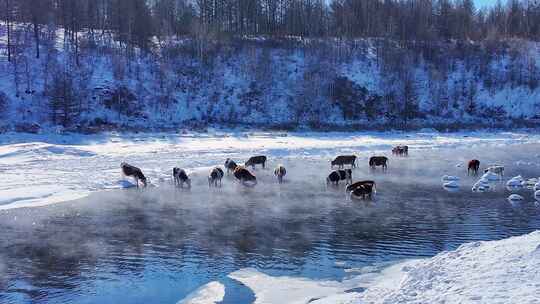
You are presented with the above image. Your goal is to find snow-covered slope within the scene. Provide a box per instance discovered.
[224,231,540,304]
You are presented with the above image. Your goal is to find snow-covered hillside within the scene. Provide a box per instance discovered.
[1,24,539,132]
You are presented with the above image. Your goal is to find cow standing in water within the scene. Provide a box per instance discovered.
[331,155,357,169]
[121,162,147,188]
[225,158,238,175]
[468,159,480,176]
[346,180,376,193]
[326,169,352,186]
[369,156,388,171]
[173,168,191,188]
[392,146,409,156]
[234,166,257,186]
[346,180,376,200]
[245,156,267,169]
[208,167,224,187]
[274,165,287,184]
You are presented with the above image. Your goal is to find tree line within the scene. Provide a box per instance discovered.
[2,0,540,59]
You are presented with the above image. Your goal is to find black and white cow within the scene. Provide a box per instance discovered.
[173,167,191,188]
[208,167,224,187]
[326,169,352,186]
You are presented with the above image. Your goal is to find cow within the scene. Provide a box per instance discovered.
[484,165,504,177]
[274,165,287,184]
[234,166,257,185]
[346,180,376,193]
[350,184,375,200]
[331,155,357,169]
[369,156,388,171]
[326,169,352,186]
[225,158,238,175]
[468,159,480,176]
[121,162,147,188]
[173,167,191,188]
[392,145,409,156]
[208,167,224,187]
[245,155,267,169]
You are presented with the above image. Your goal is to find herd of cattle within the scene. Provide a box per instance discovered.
[120,145,413,200]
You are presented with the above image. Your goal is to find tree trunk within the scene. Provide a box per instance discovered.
[33,20,40,59]
[6,0,11,62]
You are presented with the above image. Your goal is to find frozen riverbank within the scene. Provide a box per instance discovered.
[0,130,539,210]
[221,231,540,304]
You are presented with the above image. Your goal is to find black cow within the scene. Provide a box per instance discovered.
[331,155,357,169]
[245,155,267,169]
[274,165,287,184]
[173,167,191,188]
[208,167,224,187]
[326,169,352,186]
[369,156,388,171]
[225,158,238,174]
[121,162,147,188]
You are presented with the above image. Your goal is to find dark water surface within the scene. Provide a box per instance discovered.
[1,144,540,304]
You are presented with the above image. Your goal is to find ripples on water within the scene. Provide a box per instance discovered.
[0,145,539,303]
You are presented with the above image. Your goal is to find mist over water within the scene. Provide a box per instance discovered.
[1,144,540,304]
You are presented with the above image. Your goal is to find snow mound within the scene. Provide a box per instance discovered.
[359,231,540,304]
[443,181,459,189]
[177,281,225,304]
[103,179,138,189]
[441,175,459,182]
[225,232,540,304]
[472,178,492,192]
[508,194,525,202]
[482,171,501,181]
[472,171,503,192]
[507,175,524,186]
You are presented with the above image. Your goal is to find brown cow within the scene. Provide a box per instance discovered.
[331,155,357,169]
[245,155,267,169]
[121,162,147,188]
[468,159,480,176]
[234,166,257,185]
[369,156,388,171]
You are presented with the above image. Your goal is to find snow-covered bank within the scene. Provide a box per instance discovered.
[177,282,225,304]
[360,231,540,303]
[225,231,540,304]
[0,130,539,210]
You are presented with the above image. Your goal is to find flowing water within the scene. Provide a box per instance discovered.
[1,144,540,304]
